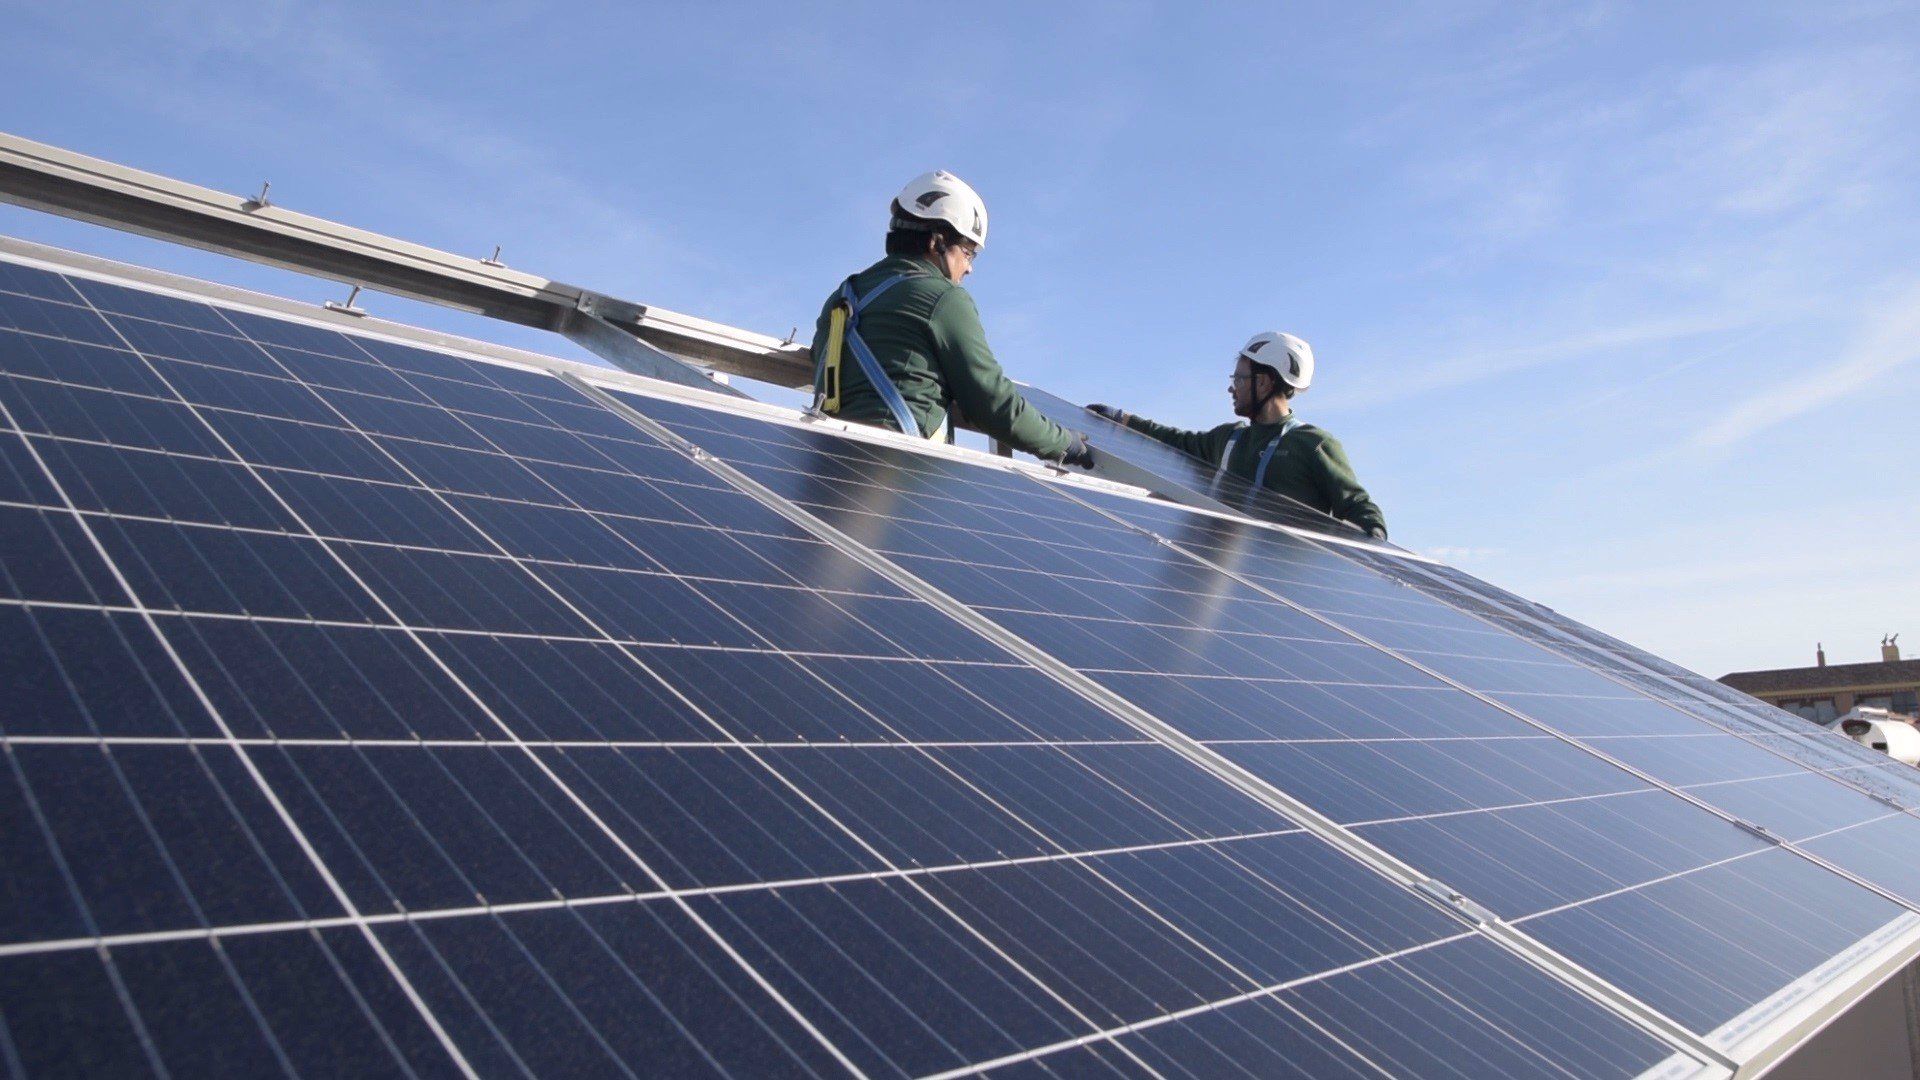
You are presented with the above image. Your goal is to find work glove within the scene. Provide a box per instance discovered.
[1086,403,1128,424]
[1366,526,1388,542]
[1057,431,1098,469]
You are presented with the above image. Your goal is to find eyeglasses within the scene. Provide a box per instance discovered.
[1230,373,1256,384]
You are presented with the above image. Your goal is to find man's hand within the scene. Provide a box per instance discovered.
[1086,403,1127,424]
[1366,526,1388,542]
[1058,431,1097,469]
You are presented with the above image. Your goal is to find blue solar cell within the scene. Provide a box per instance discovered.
[0,606,212,738]
[68,277,242,335]
[8,743,337,936]
[153,354,346,424]
[379,906,845,1078]
[106,314,287,374]
[626,646,908,744]
[0,948,160,1076]
[0,376,233,455]
[0,432,57,504]
[92,517,385,621]
[1279,936,1679,1079]
[428,633,720,742]
[0,759,94,945]
[199,407,410,481]
[0,289,123,346]
[267,469,492,550]
[690,878,1091,1077]
[33,437,295,530]
[1525,847,1903,1034]
[916,859,1249,1022]
[1084,835,1461,982]
[0,332,171,395]
[169,618,485,741]
[0,260,84,304]
[0,505,126,605]
[536,746,885,887]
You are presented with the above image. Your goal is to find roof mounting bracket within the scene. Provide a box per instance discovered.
[1730,818,1784,846]
[557,307,745,398]
[322,284,367,317]
[1414,879,1502,926]
[573,288,647,325]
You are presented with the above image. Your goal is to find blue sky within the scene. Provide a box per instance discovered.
[3,1,1917,677]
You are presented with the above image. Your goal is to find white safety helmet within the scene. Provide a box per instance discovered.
[1238,331,1314,390]
[890,170,989,249]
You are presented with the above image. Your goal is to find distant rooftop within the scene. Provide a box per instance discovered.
[1721,656,1920,695]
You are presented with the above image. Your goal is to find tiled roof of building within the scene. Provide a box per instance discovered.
[1720,657,1920,695]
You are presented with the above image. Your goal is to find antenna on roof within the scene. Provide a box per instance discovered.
[241,181,271,211]
[481,245,506,267]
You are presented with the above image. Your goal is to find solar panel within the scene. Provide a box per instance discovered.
[0,252,1702,1078]
[1,244,1911,1078]
[614,390,1918,1045]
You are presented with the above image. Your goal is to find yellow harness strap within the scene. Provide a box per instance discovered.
[821,304,848,414]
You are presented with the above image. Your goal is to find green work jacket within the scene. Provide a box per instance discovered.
[810,256,1071,459]
[1122,412,1387,536]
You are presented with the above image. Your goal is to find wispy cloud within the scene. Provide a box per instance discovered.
[11,1,694,270]
[1328,312,1742,410]
[1424,545,1507,562]
[1690,281,1920,449]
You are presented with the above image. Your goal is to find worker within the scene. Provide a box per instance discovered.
[810,171,1095,468]
[1088,332,1388,539]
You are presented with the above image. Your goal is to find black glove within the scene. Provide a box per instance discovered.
[1086,403,1127,424]
[1366,526,1388,541]
[1057,431,1097,469]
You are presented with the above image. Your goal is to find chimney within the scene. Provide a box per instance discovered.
[1884,634,1902,663]
[1817,643,1826,667]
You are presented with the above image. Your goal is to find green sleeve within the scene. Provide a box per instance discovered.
[1306,433,1386,535]
[927,289,1071,458]
[1120,414,1238,464]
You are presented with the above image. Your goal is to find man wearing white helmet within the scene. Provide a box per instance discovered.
[1088,332,1387,539]
[810,171,1094,467]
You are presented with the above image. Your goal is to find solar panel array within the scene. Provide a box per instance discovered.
[0,247,1913,1078]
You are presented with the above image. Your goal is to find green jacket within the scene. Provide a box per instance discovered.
[1122,412,1387,536]
[811,256,1071,459]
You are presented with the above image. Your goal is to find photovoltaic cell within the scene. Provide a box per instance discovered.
[0,252,1698,1077]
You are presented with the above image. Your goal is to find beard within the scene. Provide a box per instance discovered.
[1231,394,1259,418]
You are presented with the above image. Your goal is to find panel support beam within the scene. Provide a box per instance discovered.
[0,130,814,387]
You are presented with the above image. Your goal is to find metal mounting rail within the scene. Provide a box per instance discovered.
[0,130,813,388]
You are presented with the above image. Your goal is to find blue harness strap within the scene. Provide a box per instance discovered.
[828,273,928,439]
[1217,416,1304,490]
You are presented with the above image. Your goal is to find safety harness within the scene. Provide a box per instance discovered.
[1216,416,1304,490]
[814,272,944,440]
